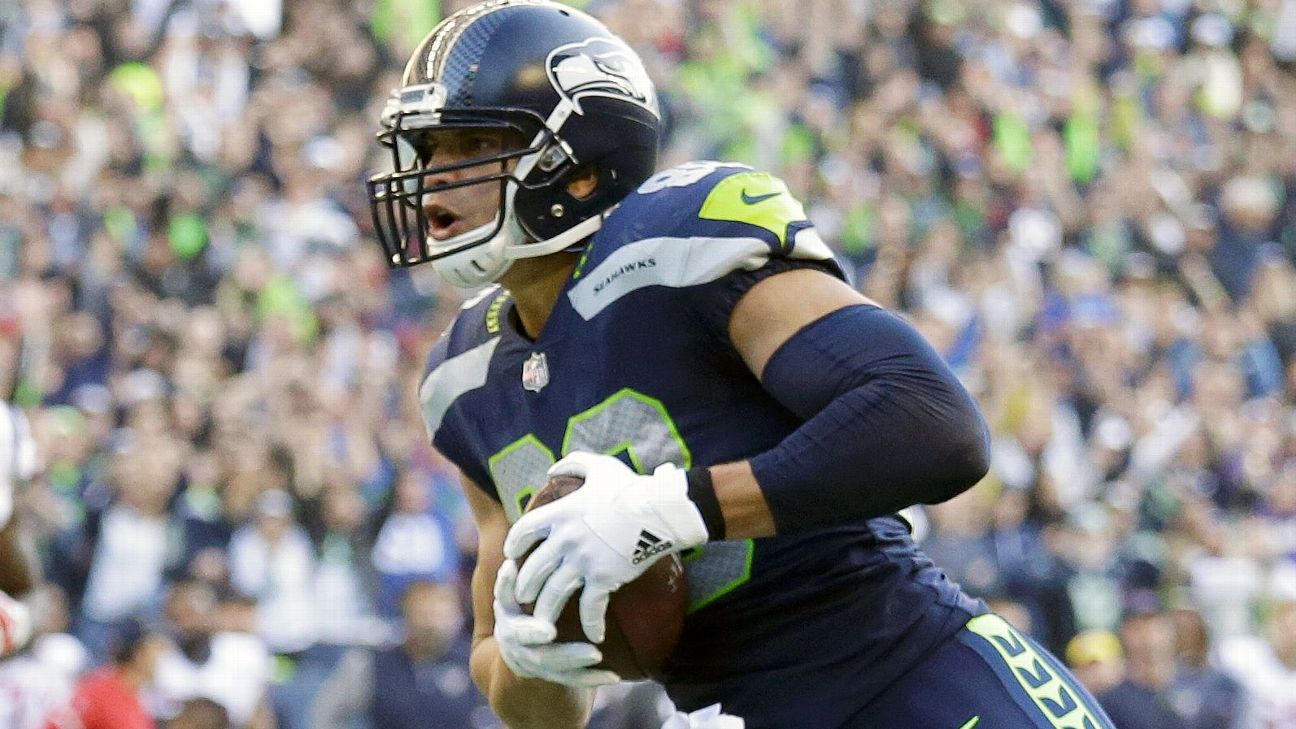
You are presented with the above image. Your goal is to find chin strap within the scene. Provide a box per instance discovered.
[433,202,613,288]
[505,210,606,261]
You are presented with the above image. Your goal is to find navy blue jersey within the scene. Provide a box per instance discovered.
[420,161,985,726]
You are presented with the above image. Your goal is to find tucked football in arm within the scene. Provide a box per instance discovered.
[520,474,688,680]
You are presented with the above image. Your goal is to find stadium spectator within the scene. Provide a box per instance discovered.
[1099,605,1189,729]
[1218,569,1296,728]
[1168,607,1241,729]
[227,488,317,654]
[311,580,498,729]
[370,470,460,616]
[77,443,181,661]
[1066,629,1126,697]
[311,484,385,644]
[71,620,168,729]
[166,698,232,729]
[153,580,273,727]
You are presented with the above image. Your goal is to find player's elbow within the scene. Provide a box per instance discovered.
[492,691,592,729]
[922,405,991,505]
[495,704,590,729]
[471,640,592,729]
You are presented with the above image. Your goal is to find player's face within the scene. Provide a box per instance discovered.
[398,127,524,242]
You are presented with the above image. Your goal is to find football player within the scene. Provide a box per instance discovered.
[0,374,38,658]
[367,2,1116,727]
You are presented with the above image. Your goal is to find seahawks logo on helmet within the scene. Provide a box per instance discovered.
[546,37,659,118]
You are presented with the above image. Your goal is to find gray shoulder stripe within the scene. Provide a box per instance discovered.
[568,233,834,320]
[568,236,768,320]
[419,336,502,438]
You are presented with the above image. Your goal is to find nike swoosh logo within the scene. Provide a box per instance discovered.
[740,189,780,205]
[958,717,981,729]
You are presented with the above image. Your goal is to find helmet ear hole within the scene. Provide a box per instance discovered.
[566,165,599,200]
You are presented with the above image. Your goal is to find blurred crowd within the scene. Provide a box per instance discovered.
[0,0,1294,727]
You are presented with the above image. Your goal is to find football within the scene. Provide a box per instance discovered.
[520,474,688,680]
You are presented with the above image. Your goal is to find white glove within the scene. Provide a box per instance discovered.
[0,590,32,658]
[661,704,746,729]
[502,452,709,643]
[492,559,620,687]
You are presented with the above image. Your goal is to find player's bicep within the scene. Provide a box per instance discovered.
[464,474,509,646]
[728,267,878,381]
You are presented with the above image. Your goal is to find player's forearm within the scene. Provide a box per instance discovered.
[689,461,775,539]
[470,637,594,729]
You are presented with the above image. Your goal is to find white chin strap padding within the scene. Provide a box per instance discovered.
[431,219,516,288]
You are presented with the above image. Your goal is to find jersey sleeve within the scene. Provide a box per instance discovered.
[566,163,846,331]
[681,168,848,338]
[416,308,499,495]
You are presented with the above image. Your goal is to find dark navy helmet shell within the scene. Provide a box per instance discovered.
[367,0,662,287]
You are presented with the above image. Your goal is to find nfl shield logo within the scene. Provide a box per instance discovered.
[522,352,549,393]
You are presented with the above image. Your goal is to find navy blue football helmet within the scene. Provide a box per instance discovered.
[367,0,662,286]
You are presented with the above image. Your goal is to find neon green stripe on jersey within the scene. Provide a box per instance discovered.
[698,172,807,248]
[966,614,1103,729]
[488,434,557,521]
[485,290,510,334]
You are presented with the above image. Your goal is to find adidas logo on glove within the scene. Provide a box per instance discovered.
[632,529,673,565]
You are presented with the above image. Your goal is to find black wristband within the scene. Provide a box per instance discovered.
[686,467,725,541]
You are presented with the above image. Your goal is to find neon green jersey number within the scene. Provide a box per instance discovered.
[488,388,753,612]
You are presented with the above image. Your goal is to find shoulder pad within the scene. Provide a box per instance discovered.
[635,161,753,197]
[568,162,839,320]
[624,162,812,245]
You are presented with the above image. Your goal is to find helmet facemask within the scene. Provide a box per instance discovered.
[368,101,567,285]
[366,3,662,286]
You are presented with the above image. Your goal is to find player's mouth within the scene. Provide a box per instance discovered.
[423,202,464,241]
